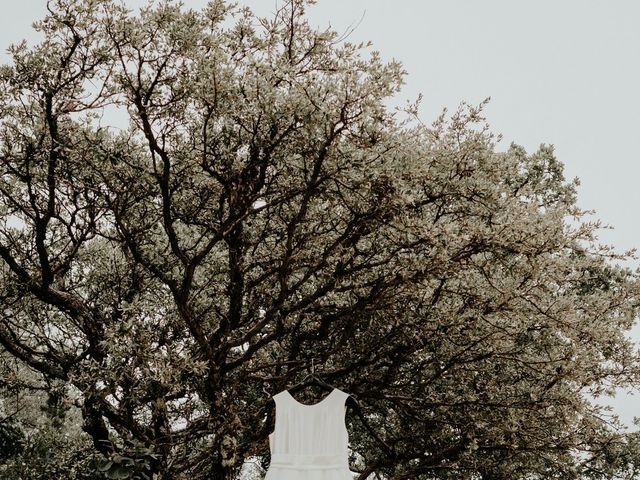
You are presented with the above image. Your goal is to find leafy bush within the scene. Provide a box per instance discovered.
[97,441,159,480]
[0,419,25,460]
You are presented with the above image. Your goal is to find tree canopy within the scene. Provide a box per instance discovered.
[1,0,640,479]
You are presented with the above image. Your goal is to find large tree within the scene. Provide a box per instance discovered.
[1,0,640,478]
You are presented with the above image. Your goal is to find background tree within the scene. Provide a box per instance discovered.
[1,0,640,479]
[0,351,104,479]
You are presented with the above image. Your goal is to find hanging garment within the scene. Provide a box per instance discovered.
[264,387,353,479]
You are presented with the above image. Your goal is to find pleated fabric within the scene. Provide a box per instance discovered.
[264,387,353,479]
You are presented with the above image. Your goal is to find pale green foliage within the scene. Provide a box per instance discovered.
[0,355,103,479]
[1,0,640,479]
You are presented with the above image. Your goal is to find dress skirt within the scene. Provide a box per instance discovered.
[264,453,353,480]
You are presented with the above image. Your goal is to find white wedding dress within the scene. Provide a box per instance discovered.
[264,387,353,479]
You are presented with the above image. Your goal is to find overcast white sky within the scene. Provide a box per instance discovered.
[2,0,639,429]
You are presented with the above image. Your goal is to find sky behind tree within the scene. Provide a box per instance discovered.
[2,0,638,429]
